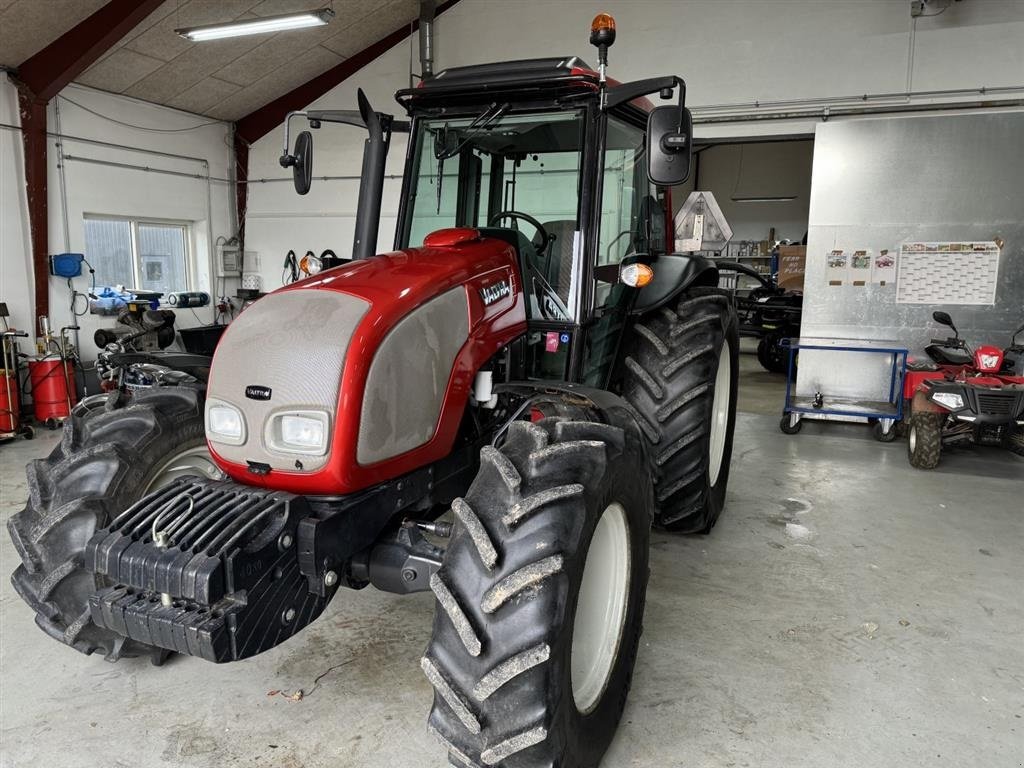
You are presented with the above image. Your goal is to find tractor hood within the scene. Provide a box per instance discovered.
[205,229,526,495]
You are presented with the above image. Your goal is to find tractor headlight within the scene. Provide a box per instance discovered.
[931,392,964,411]
[268,411,329,455]
[206,401,246,445]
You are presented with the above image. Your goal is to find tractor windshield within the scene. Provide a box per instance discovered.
[402,110,587,306]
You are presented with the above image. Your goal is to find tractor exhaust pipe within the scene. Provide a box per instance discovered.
[419,0,436,79]
[282,92,408,260]
[352,90,391,260]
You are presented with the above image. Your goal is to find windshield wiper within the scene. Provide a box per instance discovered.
[433,102,510,160]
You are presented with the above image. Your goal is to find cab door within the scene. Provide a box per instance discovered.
[581,112,665,387]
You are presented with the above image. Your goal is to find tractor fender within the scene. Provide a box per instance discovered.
[911,389,944,415]
[494,380,649,459]
[629,253,719,316]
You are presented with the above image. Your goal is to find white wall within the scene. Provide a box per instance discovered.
[0,79,234,361]
[243,39,413,293]
[0,81,33,340]
[243,0,1024,284]
[438,0,1024,139]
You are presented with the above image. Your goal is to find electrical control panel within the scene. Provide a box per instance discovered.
[216,247,259,278]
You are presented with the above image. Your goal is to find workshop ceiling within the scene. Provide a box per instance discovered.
[0,0,418,120]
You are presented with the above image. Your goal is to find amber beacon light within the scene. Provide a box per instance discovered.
[590,13,617,81]
[590,13,617,44]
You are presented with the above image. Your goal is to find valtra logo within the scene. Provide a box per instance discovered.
[245,385,272,401]
[479,279,511,306]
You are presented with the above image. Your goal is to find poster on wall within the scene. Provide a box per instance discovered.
[826,249,847,286]
[896,241,1001,305]
[872,249,896,286]
[850,250,872,286]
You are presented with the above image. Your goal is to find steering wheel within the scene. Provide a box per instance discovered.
[488,211,551,256]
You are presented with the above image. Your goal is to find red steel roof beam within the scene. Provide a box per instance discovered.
[17,0,164,102]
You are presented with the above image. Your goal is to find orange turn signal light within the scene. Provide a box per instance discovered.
[620,263,654,288]
[591,12,616,35]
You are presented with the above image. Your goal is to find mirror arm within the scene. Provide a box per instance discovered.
[280,109,409,169]
[279,110,307,168]
[605,75,685,110]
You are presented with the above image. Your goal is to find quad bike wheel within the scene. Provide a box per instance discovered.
[1008,427,1024,457]
[7,387,220,660]
[907,412,943,469]
[423,417,652,768]
[621,287,739,533]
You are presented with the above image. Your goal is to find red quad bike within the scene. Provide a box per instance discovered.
[7,19,740,768]
[904,310,1024,469]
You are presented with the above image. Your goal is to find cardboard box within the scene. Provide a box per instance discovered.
[777,245,806,292]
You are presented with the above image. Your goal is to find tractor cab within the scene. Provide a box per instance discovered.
[393,56,679,386]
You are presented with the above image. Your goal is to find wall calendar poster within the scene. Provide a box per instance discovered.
[896,241,1000,305]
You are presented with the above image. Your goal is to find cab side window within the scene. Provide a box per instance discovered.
[595,117,652,308]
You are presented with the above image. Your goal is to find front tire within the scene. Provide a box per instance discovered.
[907,412,943,469]
[621,288,740,533]
[7,388,220,660]
[423,418,652,768]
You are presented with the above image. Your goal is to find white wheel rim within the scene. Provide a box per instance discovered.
[909,425,917,453]
[571,502,631,714]
[708,339,731,487]
[145,444,223,493]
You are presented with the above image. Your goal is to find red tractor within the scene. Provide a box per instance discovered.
[904,310,1024,469]
[8,18,739,768]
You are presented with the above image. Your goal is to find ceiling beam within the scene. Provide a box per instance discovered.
[235,0,463,144]
[16,0,164,103]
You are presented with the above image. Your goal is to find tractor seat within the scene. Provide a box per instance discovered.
[534,219,577,304]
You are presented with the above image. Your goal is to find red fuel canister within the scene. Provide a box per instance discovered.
[0,370,20,433]
[29,358,76,425]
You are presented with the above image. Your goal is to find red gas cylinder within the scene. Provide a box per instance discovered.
[0,370,20,433]
[29,358,77,425]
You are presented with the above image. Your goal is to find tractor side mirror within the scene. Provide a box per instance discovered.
[647,105,692,187]
[291,130,313,195]
[932,310,954,329]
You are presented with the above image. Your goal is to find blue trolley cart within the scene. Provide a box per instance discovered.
[779,337,909,441]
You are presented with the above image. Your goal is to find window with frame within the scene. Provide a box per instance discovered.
[403,109,586,323]
[83,217,191,294]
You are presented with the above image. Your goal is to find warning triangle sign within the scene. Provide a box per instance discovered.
[673,191,733,252]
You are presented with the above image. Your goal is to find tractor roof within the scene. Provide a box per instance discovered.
[395,56,607,112]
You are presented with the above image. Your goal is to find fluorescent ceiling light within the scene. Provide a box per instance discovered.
[176,8,334,42]
[731,196,797,203]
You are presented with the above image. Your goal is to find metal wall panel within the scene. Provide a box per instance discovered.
[798,110,1024,403]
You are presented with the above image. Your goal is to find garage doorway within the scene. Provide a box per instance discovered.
[675,137,815,415]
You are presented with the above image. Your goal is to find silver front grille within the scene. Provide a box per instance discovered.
[358,287,469,465]
[206,288,370,473]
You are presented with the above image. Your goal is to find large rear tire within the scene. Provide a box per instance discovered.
[621,288,740,533]
[6,388,220,660]
[423,417,652,768]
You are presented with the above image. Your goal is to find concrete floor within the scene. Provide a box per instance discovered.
[1,359,1022,768]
